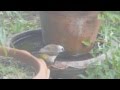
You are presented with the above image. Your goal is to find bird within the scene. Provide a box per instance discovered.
[38,44,65,65]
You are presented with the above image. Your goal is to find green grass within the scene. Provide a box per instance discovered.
[79,11,120,79]
[1,11,120,79]
[0,56,36,79]
[0,11,39,56]
[0,11,38,79]
[79,47,120,79]
[0,11,39,36]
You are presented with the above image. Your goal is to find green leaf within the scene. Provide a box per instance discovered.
[82,39,91,47]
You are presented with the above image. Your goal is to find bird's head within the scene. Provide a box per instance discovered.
[38,44,64,64]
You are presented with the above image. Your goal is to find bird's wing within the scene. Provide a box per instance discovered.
[39,44,60,56]
[39,50,58,56]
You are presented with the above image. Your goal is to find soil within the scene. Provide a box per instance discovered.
[0,56,36,79]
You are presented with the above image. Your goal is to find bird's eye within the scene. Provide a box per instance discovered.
[58,45,65,52]
[61,47,65,52]
[62,47,64,51]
